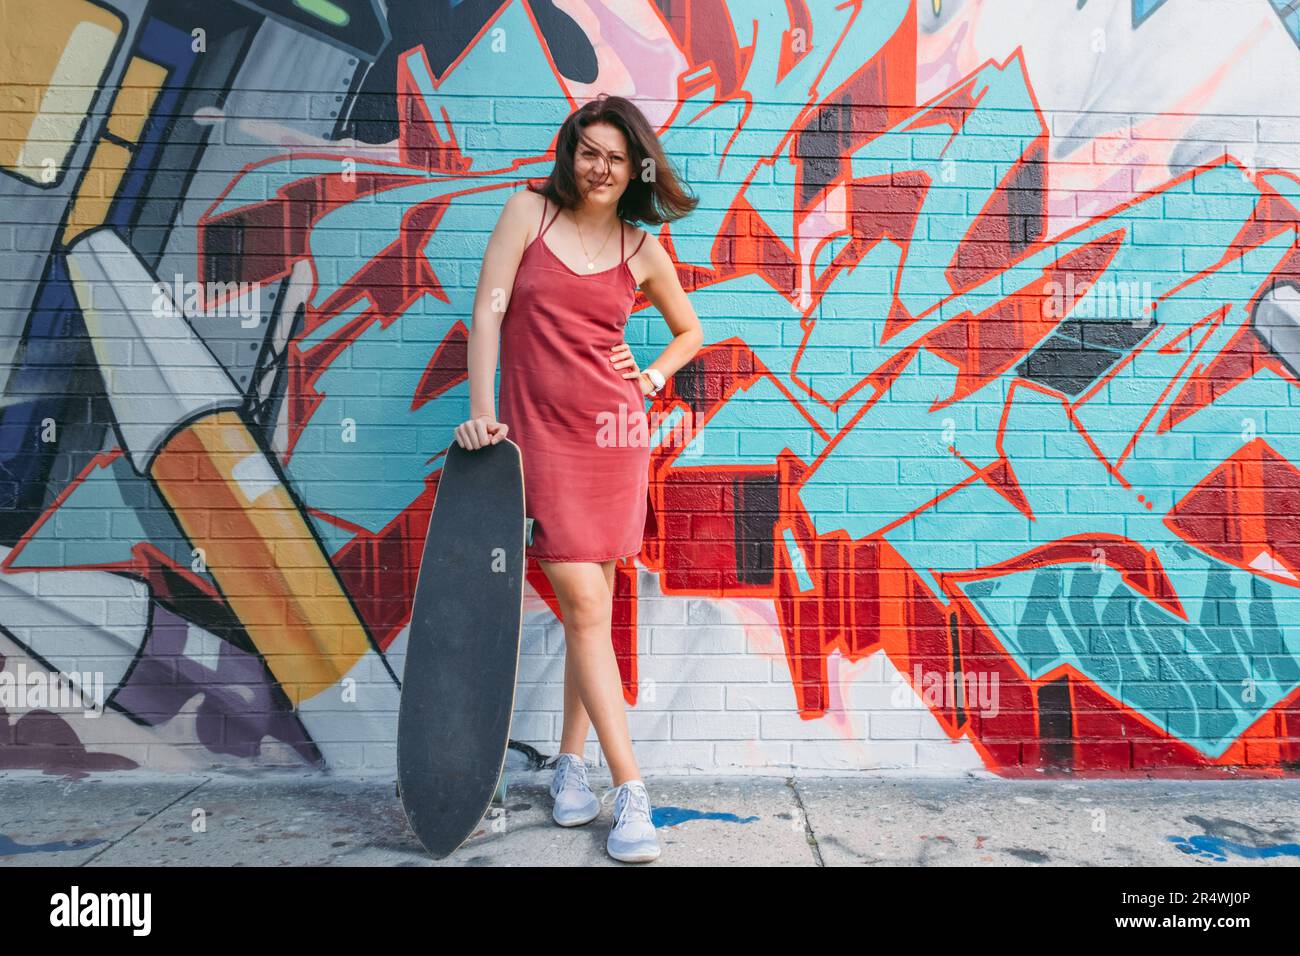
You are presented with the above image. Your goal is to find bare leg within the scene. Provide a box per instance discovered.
[539,558,641,786]
[555,560,617,757]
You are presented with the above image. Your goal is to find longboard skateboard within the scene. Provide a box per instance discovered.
[397,437,526,857]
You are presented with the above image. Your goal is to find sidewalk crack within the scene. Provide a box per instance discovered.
[786,776,823,866]
[79,777,213,866]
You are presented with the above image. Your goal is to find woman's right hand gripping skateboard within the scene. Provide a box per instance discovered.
[454,415,509,450]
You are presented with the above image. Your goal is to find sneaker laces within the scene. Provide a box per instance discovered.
[601,781,651,827]
[554,754,589,793]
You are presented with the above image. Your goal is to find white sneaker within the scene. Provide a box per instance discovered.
[549,753,599,826]
[601,779,661,863]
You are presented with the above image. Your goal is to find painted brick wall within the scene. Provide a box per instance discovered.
[4,0,1300,777]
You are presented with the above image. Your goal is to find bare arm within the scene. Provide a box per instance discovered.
[457,189,532,448]
[614,228,704,395]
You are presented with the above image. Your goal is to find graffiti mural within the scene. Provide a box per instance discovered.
[3,0,1300,775]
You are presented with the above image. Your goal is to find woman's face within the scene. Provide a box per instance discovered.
[573,121,631,210]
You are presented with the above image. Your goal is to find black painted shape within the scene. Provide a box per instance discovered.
[734,473,778,586]
[949,612,966,728]
[1036,676,1075,768]
[1015,334,1129,396]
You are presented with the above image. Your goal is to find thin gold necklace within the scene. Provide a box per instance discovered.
[568,209,618,270]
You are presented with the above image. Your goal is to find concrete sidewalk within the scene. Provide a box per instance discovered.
[1,766,1298,866]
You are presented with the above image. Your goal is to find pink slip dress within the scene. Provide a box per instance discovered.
[496,192,651,562]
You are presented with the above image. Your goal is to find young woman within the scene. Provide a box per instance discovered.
[453,94,702,863]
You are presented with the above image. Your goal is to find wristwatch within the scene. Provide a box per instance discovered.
[643,367,666,394]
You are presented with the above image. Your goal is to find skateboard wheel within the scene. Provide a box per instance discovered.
[492,771,508,803]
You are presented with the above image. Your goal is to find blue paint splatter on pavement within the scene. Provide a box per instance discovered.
[653,806,760,828]
[0,833,105,857]
[1167,834,1300,863]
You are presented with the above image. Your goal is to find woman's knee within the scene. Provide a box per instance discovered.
[539,561,613,630]
[560,585,612,631]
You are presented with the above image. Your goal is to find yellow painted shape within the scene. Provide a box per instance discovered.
[151,411,374,708]
[0,0,122,184]
[105,57,167,144]
[61,138,131,244]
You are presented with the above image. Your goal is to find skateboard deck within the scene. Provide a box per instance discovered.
[397,438,526,857]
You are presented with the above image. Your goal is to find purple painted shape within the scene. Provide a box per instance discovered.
[109,605,321,764]
[0,648,138,776]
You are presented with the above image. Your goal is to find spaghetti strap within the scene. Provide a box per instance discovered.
[619,221,625,262]
[537,196,561,239]
[626,228,649,262]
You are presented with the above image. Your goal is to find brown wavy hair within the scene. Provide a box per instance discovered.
[528,94,698,227]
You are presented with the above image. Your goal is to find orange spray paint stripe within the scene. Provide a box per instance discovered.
[151,410,372,708]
